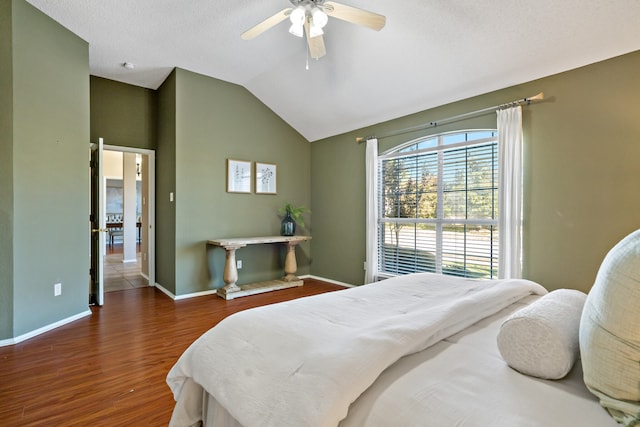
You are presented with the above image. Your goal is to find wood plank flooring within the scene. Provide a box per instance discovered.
[0,279,345,426]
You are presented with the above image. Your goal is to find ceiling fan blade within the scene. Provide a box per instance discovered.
[304,22,326,59]
[324,1,386,31]
[241,8,292,40]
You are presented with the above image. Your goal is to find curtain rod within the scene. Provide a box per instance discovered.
[355,92,544,143]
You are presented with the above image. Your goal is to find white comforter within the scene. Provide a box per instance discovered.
[166,273,546,427]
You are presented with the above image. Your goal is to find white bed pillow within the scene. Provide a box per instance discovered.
[580,229,640,425]
[497,289,587,380]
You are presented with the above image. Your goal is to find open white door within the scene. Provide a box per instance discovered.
[90,138,106,305]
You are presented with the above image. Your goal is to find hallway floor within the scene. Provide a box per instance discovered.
[104,243,147,292]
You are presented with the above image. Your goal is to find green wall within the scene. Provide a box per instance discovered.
[155,68,311,295]
[1,0,90,339]
[90,76,156,149]
[0,0,14,339]
[311,51,640,293]
[523,52,640,292]
[155,70,177,292]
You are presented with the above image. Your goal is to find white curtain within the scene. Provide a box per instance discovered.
[364,138,379,284]
[497,106,523,279]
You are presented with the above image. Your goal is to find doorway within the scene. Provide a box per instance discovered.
[91,143,155,303]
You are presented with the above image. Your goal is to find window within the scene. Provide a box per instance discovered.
[378,130,498,279]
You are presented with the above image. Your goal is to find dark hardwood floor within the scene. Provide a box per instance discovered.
[0,279,345,426]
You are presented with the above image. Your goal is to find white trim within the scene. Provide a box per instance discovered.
[299,274,355,288]
[174,289,218,300]
[100,144,156,295]
[154,283,218,300]
[147,151,156,289]
[122,258,137,264]
[154,283,176,299]
[0,309,92,347]
[104,144,155,155]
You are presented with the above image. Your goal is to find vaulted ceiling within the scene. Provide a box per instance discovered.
[27,0,640,141]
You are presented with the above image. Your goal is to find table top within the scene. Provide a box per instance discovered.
[208,235,312,247]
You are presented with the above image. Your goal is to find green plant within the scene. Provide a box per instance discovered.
[279,203,310,228]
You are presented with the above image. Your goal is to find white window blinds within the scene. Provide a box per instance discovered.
[378,130,499,279]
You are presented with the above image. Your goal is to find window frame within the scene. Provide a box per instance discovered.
[377,129,499,279]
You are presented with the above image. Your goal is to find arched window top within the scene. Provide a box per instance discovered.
[383,129,498,158]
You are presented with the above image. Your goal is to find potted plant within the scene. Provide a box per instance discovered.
[279,203,310,236]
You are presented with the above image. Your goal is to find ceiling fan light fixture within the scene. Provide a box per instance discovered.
[309,24,324,38]
[288,6,306,37]
[289,6,306,25]
[289,23,304,37]
[311,8,328,28]
[242,1,386,60]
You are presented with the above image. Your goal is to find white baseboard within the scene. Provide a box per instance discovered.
[154,283,218,300]
[122,258,137,264]
[154,283,176,299]
[0,309,92,347]
[299,274,356,288]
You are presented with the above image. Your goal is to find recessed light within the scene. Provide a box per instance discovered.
[122,62,135,69]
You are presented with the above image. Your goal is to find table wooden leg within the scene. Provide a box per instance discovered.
[283,242,300,282]
[218,244,244,298]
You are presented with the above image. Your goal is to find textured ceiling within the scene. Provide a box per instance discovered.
[26,0,640,141]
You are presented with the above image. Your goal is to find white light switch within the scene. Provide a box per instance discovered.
[169,192,174,202]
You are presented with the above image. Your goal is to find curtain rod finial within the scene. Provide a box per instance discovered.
[526,92,544,103]
[356,136,376,143]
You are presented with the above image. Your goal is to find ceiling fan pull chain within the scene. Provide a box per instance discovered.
[305,37,310,70]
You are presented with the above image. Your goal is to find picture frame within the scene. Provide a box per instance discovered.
[227,159,252,193]
[255,162,277,194]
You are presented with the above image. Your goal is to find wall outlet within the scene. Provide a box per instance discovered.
[54,283,62,296]
[236,260,243,269]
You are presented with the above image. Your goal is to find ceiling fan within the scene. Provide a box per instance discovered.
[241,0,386,60]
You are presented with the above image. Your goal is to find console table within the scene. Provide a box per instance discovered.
[207,235,312,300]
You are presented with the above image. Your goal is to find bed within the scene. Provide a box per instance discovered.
[166,272,619,427]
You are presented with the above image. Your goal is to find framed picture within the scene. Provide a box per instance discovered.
[227,159,252,193]
[255,162,277,194]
